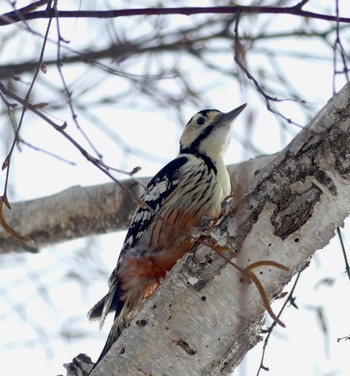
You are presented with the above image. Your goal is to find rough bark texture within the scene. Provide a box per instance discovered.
[79,83,350,376]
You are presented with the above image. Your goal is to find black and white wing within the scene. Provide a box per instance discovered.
[121,155,189,252]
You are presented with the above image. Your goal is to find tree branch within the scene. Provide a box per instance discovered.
[0,180,144,254]
[1,5,350,27]
[0,27,340,79]
[0,156,273,254]
[70,82,350,375]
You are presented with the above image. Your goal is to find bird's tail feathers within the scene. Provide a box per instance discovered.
[87,284,118,330]
[99,284,117,330]
[87,295,105,322]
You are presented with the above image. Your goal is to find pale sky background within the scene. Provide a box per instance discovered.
[1,1,350,375]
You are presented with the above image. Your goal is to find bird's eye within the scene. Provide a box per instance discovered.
[196,116,206,126]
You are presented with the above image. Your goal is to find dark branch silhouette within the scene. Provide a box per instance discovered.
[1,4,350,27]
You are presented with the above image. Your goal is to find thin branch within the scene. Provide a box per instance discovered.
[1,0,54,206]
[294,0,310,8]
[256,270,304,375]
[5,0,50,16]
[332,0,350,93]
[18,139,77,165]
[0,83,135,191]
[337,334,350,342]
[53,0,102,160]
[233,12,304,128]
[336,227,350,280]
[1,24,345,79]
[1,5,350,27]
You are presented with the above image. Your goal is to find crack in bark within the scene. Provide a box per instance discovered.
[314,170,337,195]
[175,339,197,356]
[272,184,322,239]
[328,126,350,176]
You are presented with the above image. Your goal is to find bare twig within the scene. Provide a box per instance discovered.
[233,12,303,127]
[336,227,350,280]
[256,270,304,375]
[332,0,350,93]
[53,0,103,161]
[1,0,54,205]
[1,5,350,27]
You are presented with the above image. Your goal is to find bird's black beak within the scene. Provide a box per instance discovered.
[221,103,247,123]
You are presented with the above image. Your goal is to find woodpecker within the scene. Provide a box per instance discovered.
[87,103,246,371]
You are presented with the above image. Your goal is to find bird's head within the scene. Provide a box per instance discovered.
[180,104,246,159]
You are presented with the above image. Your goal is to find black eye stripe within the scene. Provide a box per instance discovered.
[180,123,216,154]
